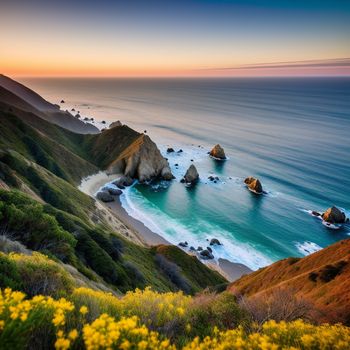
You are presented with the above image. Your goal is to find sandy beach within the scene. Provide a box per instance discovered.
[79,171,253,282]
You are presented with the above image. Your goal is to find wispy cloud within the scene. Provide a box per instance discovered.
[201,58,350,71]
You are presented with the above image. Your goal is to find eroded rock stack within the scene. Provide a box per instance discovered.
[322,206,346,224]
[209,144,226,160]
[244,177,263,194]
[182,164,199,185]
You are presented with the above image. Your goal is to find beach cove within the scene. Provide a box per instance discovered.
[23,77,350,275]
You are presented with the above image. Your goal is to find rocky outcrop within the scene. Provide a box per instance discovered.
[108,134,174,183]
[200,249,214,259]
[102,187,122,196]
[182,164,199,185]
[244,177,263,194]
[109,120,122,128]
[210,238,222,246]
[322,206,346,224]
[113,176,134,188]
[167,148,175,153]
[209,144,226,160]
[96,191,114,202]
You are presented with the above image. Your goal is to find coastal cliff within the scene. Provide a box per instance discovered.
[108,134,173,182]
[83,125,173,182]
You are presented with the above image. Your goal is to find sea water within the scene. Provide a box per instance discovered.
[21,77,350,269]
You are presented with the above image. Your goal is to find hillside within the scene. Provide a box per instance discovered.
[229,238,350,324]
[0,75,98,134]
[0,76,226,296]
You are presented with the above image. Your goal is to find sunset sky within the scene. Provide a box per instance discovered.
[1,0,350,77]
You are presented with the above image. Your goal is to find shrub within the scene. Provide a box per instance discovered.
[155,254,191,294]
[1,288,350,350]
[75,232,121,285]
[309,271,319,282]
[9,252,74,297]
[89,229,123,261]
[319,261,347,283]
[182,292,249,342]
[123,261,146,286]
[239,288,316,327]
[0,235,30,254]
[0,253,22,290]
[0,190,76,263]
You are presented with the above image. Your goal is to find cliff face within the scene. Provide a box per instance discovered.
[229,239,350,324]
[108,134,174,182]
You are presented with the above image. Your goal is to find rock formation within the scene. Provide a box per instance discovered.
[113,176,134,188]
[244,177,263,194]
[322,206,346,224]
[109,120,122,128]
[102,187,122,196]
[96,191,114,202]
[200,249,214,259]
[166,148,175,153]
[182,164,199,185]
[108,134,174,183]
[209,144,226,159]
[210,238,222,246]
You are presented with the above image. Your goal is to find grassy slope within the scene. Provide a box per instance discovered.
[81,125,141,168]
[0,109,97,184]
[0,84,227,295]
[229,239,350,323]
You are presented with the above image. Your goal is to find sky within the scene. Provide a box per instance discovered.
[1,0,349,77]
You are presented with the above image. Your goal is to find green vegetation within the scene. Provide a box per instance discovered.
[0,112,97,184]
[0,189,224,294]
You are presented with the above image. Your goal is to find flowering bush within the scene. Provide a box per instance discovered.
[183,320,350,350]
[0,287,349,350]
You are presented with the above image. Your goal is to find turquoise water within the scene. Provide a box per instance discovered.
[22,78,350,269]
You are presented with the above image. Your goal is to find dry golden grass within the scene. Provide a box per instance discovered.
[229,239,350,324]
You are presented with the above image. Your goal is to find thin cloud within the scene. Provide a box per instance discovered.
[201,58,350,71]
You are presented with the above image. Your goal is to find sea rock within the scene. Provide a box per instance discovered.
[322,206,346,224]
[109,120,122,128]
[114,135,174,182]
[75,114,81,118]
[167,148,175,153]
[179,241,188,248]
[207,246,213,253]
[209,144,226,160]
[200,249,214,260]
[210,238,222,246]
[197,246,203,251]
[113,176,134,188]
[61,100,65,103]
[244,177,263,194]
[107,188,122,196]
[96,191,114,202]
[183,164,199,185]
[177,149,183,153]
[102,121,106,124]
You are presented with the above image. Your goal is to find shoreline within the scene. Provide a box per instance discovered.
[79,171,253,282]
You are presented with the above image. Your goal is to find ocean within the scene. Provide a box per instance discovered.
[21,77,350,270]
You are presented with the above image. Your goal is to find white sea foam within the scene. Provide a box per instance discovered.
[120,185,273,270]
[295,241,322,256]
